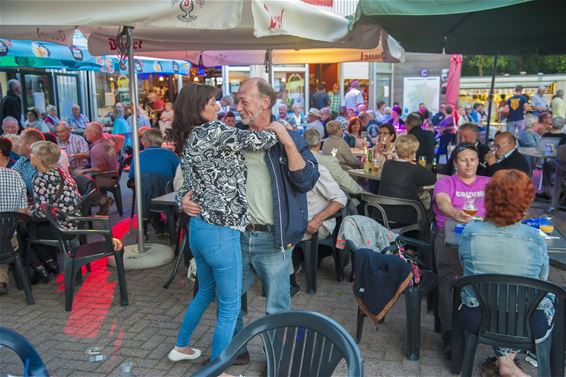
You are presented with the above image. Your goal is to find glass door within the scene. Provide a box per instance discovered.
[22,72,53,114]
[54,73,81,121]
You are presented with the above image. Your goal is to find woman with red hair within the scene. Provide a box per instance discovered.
[345,116,363,148]
[458,169,553,377]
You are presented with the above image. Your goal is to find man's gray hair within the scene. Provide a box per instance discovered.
[304,128,321,148]
[551,117,565,130]
[320,107,332,116]
[243,78,277,109]
[46,104,57,112]
[7,79,20,91]
[142,128,164,146]
[2,116,18,126]
[556,89,564,98]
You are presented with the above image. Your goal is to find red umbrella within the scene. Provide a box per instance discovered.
[445,54,463,109]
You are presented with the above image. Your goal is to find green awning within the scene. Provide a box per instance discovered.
[354,0,566,55]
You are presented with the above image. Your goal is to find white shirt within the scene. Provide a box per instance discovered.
[307,164,347,238]
[344,88,364,109]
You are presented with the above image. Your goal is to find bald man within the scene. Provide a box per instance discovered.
[485,132,530,176]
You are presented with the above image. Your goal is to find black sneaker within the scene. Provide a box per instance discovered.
[233,351,250,365]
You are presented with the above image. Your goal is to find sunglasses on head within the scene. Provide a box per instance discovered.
[454,143,478,155]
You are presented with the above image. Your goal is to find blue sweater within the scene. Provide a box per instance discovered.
[129,146,179,179]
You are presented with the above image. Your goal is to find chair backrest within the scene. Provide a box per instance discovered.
[0,212,30,260]
[453,274,566,350]
[361,193,428,237]
[73,175,98,216]
[193,311,363,377]
[0,326,49,377]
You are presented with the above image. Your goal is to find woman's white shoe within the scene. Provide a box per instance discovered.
[168,347,202,362]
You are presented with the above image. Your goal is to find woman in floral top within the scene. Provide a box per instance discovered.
[28,140,81,284]
[169,84,285,366]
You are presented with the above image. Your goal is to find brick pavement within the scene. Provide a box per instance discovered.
[1,177,564,377]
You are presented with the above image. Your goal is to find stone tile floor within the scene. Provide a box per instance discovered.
[1,176,564,376]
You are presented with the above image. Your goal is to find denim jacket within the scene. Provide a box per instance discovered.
[265,130,319,250]
[459,221,554,317]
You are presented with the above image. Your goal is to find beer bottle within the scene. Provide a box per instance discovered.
[364,150,372,174]
[431,157,438,174]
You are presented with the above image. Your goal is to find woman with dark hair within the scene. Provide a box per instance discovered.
[373,123,397,161]
[169,84,284,366]
[391,105,405,131]
[459,170,551,377]
[24,108,49,132]
[432,143,491,357]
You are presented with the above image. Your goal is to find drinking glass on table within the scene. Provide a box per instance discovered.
[463,197,478,217]
[539,217,554,233]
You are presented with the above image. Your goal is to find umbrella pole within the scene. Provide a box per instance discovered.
[109,26,174,270]
[485,52,498,144]
[266,49,273,85]
[125,26,146,253]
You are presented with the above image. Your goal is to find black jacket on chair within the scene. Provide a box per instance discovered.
[353,248,413,322]
[486,149,530,177]
[140,173,171,220]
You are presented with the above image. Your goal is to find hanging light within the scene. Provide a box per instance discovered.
[193,76,199,82]
[158,76,164,82]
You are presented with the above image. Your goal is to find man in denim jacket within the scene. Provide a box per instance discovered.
[182,78,319,364]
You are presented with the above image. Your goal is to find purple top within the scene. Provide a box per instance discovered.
[433,175,490,230]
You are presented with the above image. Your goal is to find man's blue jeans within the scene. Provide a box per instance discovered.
[234,230,292,351]
[175,216,242,359]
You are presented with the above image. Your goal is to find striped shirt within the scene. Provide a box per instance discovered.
[58,133,89,170]
[0,168,27,211]
[67,113,89,129]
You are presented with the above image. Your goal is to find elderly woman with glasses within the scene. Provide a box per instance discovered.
[432,143,491,358]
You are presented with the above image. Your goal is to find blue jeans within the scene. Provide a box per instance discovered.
[234,231,292,351]
[175,216,242,359]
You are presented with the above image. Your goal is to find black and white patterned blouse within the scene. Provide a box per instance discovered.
[177,120,277,229]
[31,168,82,229]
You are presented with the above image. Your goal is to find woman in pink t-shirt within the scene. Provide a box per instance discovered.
[432,143,491,358]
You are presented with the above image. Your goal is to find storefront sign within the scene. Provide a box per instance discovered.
[420,69,429,77]
[70,45,84,61]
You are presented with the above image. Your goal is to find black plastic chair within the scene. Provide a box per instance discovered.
[296,209,347,294]
[362,193,431,240]
[345,235,438,361]
[450,274,566,377]
[0,212,34,305]
[191,311,364,377]
[92,171,123,216]
[38,205,128,312]
[0,326,49,377]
